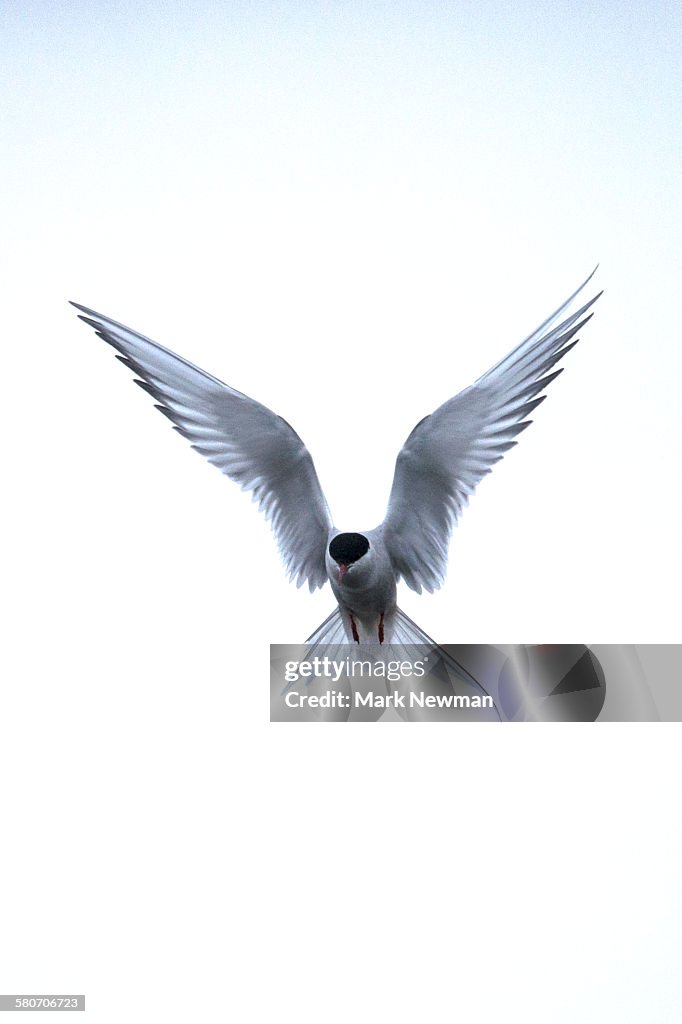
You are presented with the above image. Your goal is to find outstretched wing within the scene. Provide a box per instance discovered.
[72,303,333,590]
[382,271,602,593]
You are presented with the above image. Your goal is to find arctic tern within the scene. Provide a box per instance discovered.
[71,270,601,649]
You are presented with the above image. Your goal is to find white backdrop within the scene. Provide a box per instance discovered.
[2,3,681,1021]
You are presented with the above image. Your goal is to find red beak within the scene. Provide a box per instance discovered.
[338,563,348,582]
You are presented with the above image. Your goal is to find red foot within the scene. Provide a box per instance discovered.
[378,612,384,644]
[350,613,359,643]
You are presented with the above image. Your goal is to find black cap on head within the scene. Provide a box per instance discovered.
[329,532,370,565]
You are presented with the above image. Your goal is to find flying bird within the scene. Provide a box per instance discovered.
[71,270,601,649]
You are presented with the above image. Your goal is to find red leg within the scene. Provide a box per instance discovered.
[350,613,360,643]
[378,612,385,644]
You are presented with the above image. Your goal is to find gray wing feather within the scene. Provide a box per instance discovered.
[383,271,602,594]
[71,303,333,591]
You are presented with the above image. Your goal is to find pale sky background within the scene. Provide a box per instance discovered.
[2,3,681,1022]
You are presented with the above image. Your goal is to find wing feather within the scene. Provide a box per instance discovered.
[72,303,333,590]
[383,271,602,593]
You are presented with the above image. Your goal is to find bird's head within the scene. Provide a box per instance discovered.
[328,532,371,586]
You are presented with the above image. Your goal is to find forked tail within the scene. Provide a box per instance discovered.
[305,606,500,717]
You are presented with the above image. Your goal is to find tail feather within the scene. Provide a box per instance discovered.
[303,606,350,666]
[303,605,500,719]
[394,608,499,713]
[305,606,348,646]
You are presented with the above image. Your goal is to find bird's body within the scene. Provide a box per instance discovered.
[326,526,397,643]
[71,270,601,650]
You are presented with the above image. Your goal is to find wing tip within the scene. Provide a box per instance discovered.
[70,300,97,318]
